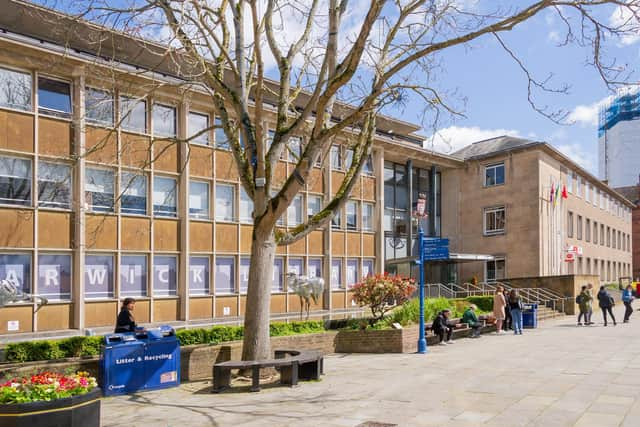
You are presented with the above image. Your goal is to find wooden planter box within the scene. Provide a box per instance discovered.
[0,387,101,427]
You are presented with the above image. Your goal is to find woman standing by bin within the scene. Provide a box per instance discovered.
[622,284,634,323]
[115,298,138,333]
[597,286,617,326]
[508,290,524,335]
[493,286,507,334]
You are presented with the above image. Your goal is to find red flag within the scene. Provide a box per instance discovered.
[550,183,554,204]
[561,185,568,199]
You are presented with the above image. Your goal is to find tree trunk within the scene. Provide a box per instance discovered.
[241,227,275,361]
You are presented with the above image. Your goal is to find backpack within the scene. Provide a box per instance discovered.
[575,294,583,305]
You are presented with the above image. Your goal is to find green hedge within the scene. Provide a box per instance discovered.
[5,336,104,363]
[464,296,494,312]
[4,321,326,363]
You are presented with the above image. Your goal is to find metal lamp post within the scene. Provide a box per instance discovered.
[417,227,427,354]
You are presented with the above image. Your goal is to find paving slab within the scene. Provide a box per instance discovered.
[102,305,640,426]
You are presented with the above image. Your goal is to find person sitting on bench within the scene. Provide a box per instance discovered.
[432,309,454,345]
[462,304,483,338]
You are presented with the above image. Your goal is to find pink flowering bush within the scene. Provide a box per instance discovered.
[351,273,416,323]
[0,371,97,404]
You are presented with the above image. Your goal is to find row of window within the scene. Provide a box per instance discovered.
[570,257,631,281]
[567,211,631,251]
[565,170,631,222]
[0,254,375,300]
[0,66,375,174]
[0,155,376,229]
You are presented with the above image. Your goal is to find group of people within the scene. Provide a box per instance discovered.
[577,283,635,326]
[431,285,527,346]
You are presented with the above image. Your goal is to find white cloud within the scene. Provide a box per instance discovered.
[425,126,522,154]
[609,5,640,46]
[554,143,596,173]
[567,96,612,127]
[547,30,561,43]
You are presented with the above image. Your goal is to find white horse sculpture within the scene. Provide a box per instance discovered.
[287,273,324,320]
[0,279,48,309]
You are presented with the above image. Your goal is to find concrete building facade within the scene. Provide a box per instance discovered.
[443,137,634,284]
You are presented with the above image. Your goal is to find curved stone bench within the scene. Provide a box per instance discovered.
[212,349,323,393]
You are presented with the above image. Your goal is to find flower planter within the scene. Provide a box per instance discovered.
[0,387,101,427]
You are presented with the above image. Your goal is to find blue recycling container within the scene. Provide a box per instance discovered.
[522,304,538,329]
[101,325,180,396]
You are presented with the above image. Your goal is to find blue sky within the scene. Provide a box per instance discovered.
[418,6,640,176]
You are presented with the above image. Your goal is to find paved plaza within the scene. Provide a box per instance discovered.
[102,305,640,427]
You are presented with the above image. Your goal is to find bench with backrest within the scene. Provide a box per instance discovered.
[212,349,323,393]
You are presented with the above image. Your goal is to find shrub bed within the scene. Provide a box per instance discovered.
[4,321,326,363]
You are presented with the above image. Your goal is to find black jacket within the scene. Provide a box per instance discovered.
[432,313,451,332]
[597,290,614,309]
[115,308,136,333]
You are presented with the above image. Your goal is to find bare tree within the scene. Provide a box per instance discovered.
[34,0,640,361]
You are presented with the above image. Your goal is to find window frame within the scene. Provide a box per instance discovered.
[119,94,148,134]
[37,75,72,118]
[215,256,236,295]
[215,183,236,222]
[0,252,32,294]
[188,110,210,145]
[189,256,211,296]
[189,180,210,220]
[362,202,374,231]
[152,175,178,218]
[120,171,148,216]
[483,206,506,236]
[0,155,32,207]
[485,256,506,283]
[484,162,505,187]
[85,87,114,126]
[0,65,32,112]
[153,255,178,297]
[346,200,358,231]
[37,252,73,301]
[38,161,72,210]
[152,103,177,138]
[120,254,148,297]
[85,167,115,213]
[84,254,115,300]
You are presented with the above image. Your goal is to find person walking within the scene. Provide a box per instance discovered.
[432,309,454,345]
[503,289,512,331]
[508,289,524,335]
[493,285,507,334]
[597,286,617,326]
[577,285,591,326]
[622,284,634,323]
[586,283,595,325]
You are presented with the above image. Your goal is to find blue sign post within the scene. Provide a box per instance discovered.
[416,231,450,354]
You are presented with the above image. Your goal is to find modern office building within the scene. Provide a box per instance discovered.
[598,89,640,188]
[444,136,634,284]
[0,0,463,336]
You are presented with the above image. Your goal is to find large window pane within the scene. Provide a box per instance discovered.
[188,111,209,145]
[120,172,147,215]
[153,256,177,296]
[189,180,210,219]
[273,257,284,292]
[215,257,235,294]
[86,168,114,212]
[38,254,72,300]
[288,195,303,226]
[85,88,113,125]
[215,184,235,221]
[485,163,505,187]
[308,258,322,279]
[0,254,31,294]
[189,256,210,295]
[362,259,374,278]
[331,259,342,289]
[344,149,354,170]
[346,200,358,231]
[288,258,304,277]
[153,176,177,217]
[85,255,114,299]
[240,257,250,294]
[153,104,176,137]
[38,77,71,117]
[120,96,147,133]
[121,255,147,297]
[38,162,71,209]
[215,117,228,149]
[307,195,322,218]
[331,145,342,170]
[0,67,31,111]
[0,156,31,206]
[240,188,253,223]
[287,137,301,162]
[331,209,341,229]
[346,259,358,288]
[363,154,374,175]
[362,203,374,231]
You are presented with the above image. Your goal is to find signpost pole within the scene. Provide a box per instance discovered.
[417,227,427,354]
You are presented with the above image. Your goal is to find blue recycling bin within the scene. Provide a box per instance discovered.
[522,304,538,329]
[101,325,180,396]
